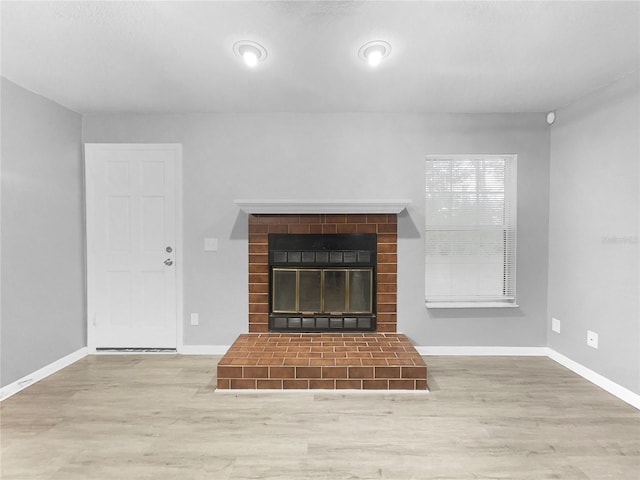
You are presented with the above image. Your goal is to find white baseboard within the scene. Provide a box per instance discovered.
[416,345,639,410]
[0,347,88,401]
[416,346,549,356]
[178,345,230,355]
[547,349,640,410]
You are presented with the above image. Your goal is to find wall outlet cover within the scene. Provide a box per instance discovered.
[204,238,218,251]
[587,330,598,349]
[190,313,199,326]
[551,317,561,333]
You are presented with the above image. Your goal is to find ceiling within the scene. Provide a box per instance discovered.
[2,1,639,114]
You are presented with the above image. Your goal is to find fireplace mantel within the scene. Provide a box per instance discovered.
[234,199,411,214]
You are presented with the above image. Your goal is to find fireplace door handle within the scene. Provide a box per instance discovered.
[164,258,173,266]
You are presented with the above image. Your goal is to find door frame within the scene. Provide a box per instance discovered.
[84,143,184,353]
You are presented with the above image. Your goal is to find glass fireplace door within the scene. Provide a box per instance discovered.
[348,269,373,313]
[299,270,322,312]
[272,268,372,314]
[323,270,347,313]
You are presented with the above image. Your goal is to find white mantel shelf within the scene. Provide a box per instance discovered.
[234,199,412,215]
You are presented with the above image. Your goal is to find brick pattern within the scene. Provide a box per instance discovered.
[247,214,397,333]
[217,333,427,390]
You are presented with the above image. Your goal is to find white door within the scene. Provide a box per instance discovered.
[85,144,181,349]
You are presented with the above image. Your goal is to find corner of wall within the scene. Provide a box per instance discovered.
[546,71,640,396]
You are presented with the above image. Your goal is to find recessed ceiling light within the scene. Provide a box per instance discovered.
[358,40,391,67]
[233,40,267,68]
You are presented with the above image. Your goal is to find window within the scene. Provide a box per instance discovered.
[425,155,517,307]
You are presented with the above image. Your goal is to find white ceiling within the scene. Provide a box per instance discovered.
[2,1,639,114]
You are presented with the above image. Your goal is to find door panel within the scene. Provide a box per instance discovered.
[86,144,180,349]
[141,197,165,252]
[107,197,131,251]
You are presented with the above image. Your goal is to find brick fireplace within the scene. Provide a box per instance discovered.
[216,200,427,391]
[248,213,398,333]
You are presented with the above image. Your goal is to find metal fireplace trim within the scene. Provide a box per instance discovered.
[269,315,376,332]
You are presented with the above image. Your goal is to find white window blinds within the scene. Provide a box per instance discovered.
[425,155,517,304]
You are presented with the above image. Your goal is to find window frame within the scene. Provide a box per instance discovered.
[425,154,518,309]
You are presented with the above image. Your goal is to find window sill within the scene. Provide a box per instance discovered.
[425,301,519,309]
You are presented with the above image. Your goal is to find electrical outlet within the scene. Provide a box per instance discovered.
[551,317,561,333]
[587,330,598,349]
[190,313,199,326]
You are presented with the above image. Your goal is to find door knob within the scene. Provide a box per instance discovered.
[166,246,173,253]
[164,258,173,266]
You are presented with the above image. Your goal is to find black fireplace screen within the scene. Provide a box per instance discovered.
[273,268,373,314]
[268,234,376,332]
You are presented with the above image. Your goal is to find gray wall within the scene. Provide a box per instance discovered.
[83,112,550,348]
[548,72,640,395]
[1,78,85,387]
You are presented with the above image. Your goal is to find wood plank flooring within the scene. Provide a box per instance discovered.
[1,355,638,479]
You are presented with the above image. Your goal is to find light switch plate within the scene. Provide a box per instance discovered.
[204,238,218,251]
[190,313,199,326]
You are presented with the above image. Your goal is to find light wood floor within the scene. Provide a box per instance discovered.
[1,355,638,479]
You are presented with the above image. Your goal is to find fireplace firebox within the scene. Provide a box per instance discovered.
[269,234,377,332]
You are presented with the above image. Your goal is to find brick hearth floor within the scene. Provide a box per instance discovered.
[216,333,427,390]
